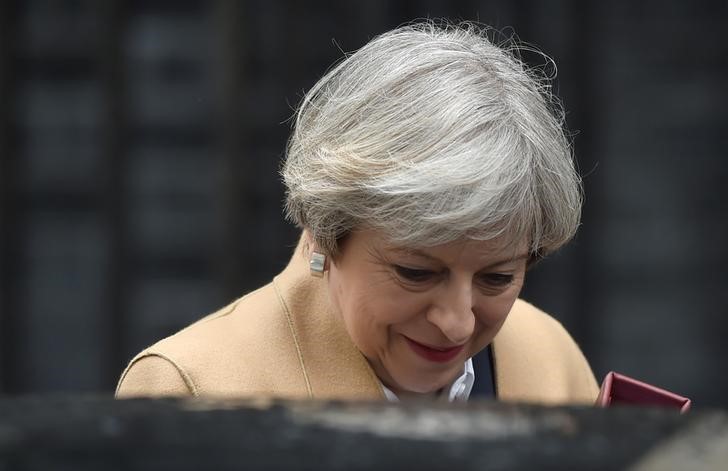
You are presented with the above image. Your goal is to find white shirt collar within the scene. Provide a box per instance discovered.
[380,358,475,402]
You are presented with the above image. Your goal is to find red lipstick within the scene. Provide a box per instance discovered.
[405,337,464,363]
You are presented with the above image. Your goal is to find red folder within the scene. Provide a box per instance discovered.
[595,371,691,413]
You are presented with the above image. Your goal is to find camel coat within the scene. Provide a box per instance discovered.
[116,237,599,404]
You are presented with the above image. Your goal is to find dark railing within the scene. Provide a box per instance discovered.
[0,0,19,393]
[0,397,724,470]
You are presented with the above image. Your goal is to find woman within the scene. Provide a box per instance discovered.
[117,22,598,404]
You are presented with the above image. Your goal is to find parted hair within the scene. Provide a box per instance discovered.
[282,21,582,259]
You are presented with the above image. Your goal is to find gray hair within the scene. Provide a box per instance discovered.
[282,21,582,259]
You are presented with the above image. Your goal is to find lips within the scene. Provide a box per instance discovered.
[404,337,464,363]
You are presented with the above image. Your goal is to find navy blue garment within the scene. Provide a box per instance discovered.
[470,344,496,398]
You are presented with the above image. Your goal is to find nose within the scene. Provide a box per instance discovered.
[425,279,475,344]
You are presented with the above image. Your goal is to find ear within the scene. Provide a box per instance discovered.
[302,228,312,245]
[302,228,319,256]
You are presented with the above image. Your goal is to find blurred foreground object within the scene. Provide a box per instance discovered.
[0,397,725,470]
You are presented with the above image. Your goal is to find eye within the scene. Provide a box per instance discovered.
[393,265,435,283]
[479,273,514,287]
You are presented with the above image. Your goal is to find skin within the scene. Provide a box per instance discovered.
[320,228,529,399]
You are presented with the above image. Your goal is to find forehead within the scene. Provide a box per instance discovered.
[371,232,529,266]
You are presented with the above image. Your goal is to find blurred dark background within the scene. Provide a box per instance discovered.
[0,0,726,406]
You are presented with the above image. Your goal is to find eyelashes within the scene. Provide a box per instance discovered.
[393,265,435,282]
[480,273,514,287]
[392,265,515,289]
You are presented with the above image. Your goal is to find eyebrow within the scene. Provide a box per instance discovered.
[388,247,530,270]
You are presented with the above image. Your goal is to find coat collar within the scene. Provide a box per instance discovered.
[273,236,386,400]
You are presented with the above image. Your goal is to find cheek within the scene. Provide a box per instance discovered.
[474,289,522,328]
[346,282,424,328]
[333,276,426,348]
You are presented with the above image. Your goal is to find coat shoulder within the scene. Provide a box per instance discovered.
[504,299,576,342]
[116,351,195,398]
[116,281,309,398]
[494,299,600,404]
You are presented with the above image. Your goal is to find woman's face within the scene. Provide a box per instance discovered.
[326,228,528,396]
